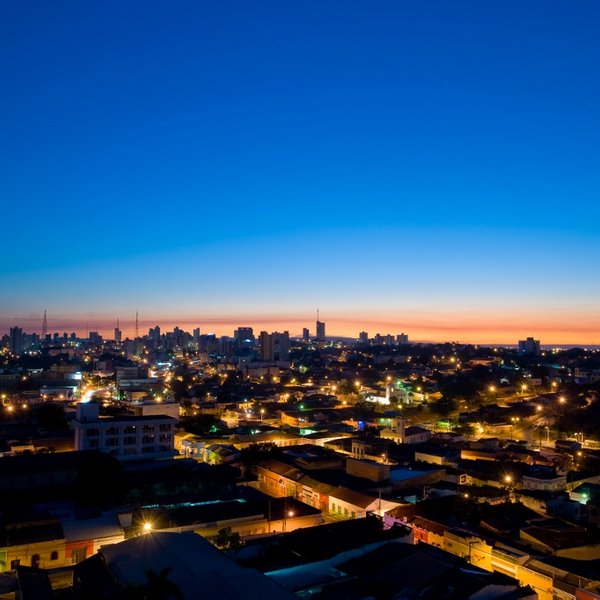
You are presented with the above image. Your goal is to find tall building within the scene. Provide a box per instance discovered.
[397,333,408,344]
[316,320,325,341]
[234,327,254,349]
[518,337,541,355]
[302,328,310,343]
[114,328,122,344]
[359,331,369,344]
[9,327,23,354]
[259,331,290,361]
[89,331,102,345]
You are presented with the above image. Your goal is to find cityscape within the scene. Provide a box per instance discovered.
[2,1,600,600]
[2,317,600,599]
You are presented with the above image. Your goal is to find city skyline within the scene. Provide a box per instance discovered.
[2,2,599,345]
[3,308,599,346]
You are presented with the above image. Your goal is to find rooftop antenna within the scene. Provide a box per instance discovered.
[117,316,120,330]
[42,309,47,338]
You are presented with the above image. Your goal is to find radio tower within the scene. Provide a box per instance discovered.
[42,309,47,339]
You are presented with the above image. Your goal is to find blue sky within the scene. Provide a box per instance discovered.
[1,1,599,342]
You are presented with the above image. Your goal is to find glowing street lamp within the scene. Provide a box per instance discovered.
[142,522,153,534]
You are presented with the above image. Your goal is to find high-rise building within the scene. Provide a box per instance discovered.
[259,331,290,361]
[114,328,122,344]
[397,333,408,344]
[302,328,310,343]
[359,331,369,344]
[518,337,541,355]
[89,331,102,345]
[234,327,255,350]
[9,327,23,354]
[316,320,325,341]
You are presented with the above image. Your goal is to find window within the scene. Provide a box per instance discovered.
[50,551,59,561]
[88,439,99,448]
[159,433,171,442]
[142,435,154,444]
[31,554,40,568]
[124,436,136,445]
[106,437,118,446]
[106,427,118,435]
[159,423,172,432]
[72,547,87,563]
[86,428,99,438]
[124,426,136,434]
[142,425,155,433]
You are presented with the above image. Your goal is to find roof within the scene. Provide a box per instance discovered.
[82,531,296,599]
[15,566,54,600]
[0,521,64,546]
[62,516,123,543]
[328,486,377,509]
[405,426,430,436]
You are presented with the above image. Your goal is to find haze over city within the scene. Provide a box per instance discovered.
[2,1,599,343]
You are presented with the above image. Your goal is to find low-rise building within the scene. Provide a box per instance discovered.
[73,401,176,461]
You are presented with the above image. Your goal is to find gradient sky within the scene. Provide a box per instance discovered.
[1,1,599,344]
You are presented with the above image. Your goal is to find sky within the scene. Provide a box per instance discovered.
[1,1,599,344]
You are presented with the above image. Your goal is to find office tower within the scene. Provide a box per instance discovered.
[397,333,409,344]
[193,328,201,345]
[302,328,310,342]
[359,331,369,344]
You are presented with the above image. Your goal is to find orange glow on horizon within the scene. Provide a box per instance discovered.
[6,307,600,346]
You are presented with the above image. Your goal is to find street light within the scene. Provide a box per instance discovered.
[142,522,153,534]
[510,416,520,440]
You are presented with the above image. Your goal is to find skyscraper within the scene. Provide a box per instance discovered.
[316,320,325,341]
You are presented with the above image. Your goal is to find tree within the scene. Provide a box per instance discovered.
[239,442,282,478]
[213,526,243,551]
[430,395,458,417]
